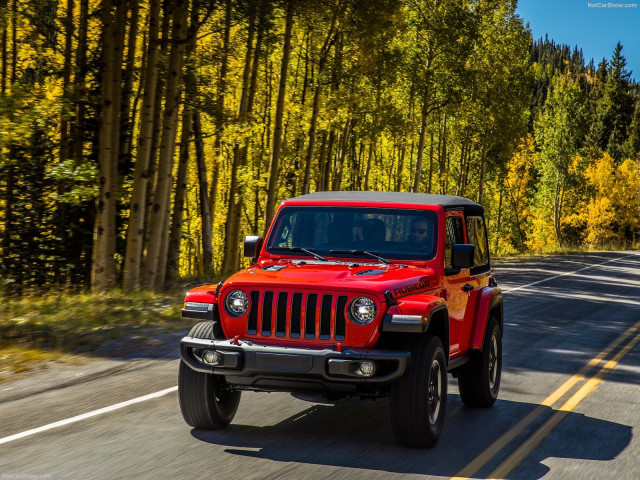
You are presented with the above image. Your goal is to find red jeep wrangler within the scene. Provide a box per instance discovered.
[179,191,503,447]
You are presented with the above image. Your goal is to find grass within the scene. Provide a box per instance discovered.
[0,289,191,379]
[0,347,77,381]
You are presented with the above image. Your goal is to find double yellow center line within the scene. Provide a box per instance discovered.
[452,317,640,480]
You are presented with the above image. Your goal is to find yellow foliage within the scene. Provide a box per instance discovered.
[502,135,537,251]
[525,214,557,252]
[586,197,617,244]
[582,153,640,246]
[613,159,640,231]
[504,135,536,209]
[584,152,615,195]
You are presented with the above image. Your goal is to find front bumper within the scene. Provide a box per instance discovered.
[180,336,410,393]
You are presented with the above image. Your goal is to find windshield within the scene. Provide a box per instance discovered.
[266,206,437,261]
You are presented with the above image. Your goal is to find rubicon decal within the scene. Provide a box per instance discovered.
[393,281,429,296]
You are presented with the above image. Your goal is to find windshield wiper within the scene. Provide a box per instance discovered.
[330,250,390,265]
[270,246,327,262]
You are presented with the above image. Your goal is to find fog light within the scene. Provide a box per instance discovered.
[358,361,376,377]
[202,350,222,366]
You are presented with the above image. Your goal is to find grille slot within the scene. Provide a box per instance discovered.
[290,293,303,338]
[261,291,274,335]
[248,291,260,334]
[305,293,318,339]
[320,295,332,339]
[335,295,348,340]
[276,292,288,337]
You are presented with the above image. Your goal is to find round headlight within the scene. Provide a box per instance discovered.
[349,296,377,325]
[225,290,248,316]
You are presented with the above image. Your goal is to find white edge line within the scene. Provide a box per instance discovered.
[0,386,178,445]
[502,252,640,294]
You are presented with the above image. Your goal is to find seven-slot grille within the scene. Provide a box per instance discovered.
[246,290,348,341]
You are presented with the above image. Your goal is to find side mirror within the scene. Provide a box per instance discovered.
[244,235,264,261]
[451,244,475,269]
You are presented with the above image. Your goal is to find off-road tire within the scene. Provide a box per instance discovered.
[390,335,447,448]
[178,321,241,429]
[457,316,502,407]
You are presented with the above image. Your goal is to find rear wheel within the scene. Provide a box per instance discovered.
[457,316,502,407]
[390,335,447,448]
[178,322,241,429]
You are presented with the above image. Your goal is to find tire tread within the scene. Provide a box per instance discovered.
[390,335,447,448]
[458,316,501,407]
[178,321,240,429]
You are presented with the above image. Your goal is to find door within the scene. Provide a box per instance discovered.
[458,215,492,351]
[442,212,469,357]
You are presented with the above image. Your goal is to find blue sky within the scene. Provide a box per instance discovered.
[516,0,640,80]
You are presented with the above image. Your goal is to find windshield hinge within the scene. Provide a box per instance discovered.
[384,290,397,306]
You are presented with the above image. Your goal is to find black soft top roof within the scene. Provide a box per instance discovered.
[287,191,484,215]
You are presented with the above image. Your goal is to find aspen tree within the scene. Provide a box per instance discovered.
[221,4,257,275]
[123,0,161,290]
[142,0,189,289]
[264,0,294,232]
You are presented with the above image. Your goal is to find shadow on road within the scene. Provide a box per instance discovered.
[190,393,632,479]
[496,254,640,387]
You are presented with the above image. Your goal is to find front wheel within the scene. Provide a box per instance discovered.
[390,335,447,448]
[457,316,502,407]
[178,321,241,429]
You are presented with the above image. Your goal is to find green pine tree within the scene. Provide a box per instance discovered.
[588,43,634,161]
[621,99,640,159]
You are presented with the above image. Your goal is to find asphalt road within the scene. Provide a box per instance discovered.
[1,251,640,480]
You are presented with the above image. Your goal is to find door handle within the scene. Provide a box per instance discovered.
[463,284,475,293]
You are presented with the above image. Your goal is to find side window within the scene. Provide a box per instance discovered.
[467,216,489,271]
[445,216,464,268]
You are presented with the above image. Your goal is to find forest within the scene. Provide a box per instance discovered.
[0,0,639,294]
